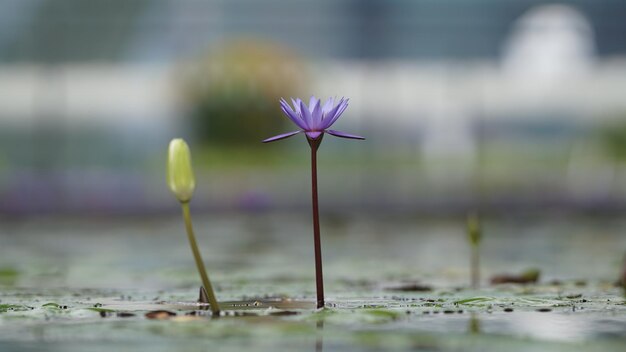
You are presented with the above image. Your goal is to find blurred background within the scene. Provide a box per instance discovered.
[0,0,624,301]
[2,5,626,347]
[0,0,626,217]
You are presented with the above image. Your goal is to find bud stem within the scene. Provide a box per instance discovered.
[181,202,220,314]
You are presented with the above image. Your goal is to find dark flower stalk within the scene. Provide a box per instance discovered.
[264,97,364,309]
[309,136,324,308]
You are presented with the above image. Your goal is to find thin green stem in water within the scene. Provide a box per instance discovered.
[471,244,480,289]
[181,202,220,314]
[467,213,481,289]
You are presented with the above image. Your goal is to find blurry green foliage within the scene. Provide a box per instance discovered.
[598,115,626,161]
[0,267,18,286]
[178,40,307,146]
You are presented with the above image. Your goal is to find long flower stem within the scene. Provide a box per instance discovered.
[310,144,325,309]
[181,202,220,314]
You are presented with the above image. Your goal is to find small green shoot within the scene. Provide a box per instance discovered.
[467,212,482,289]
[619,254,626,298]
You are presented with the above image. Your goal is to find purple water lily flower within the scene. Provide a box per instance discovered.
[262,96,364,309]
[262,97,365,143]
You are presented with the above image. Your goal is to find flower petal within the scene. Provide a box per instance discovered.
[325,98,349,127]
[262,130,302,143]
[321,97,335,114]
[321,97,347,129]
[308,96,319,112]
[326,129,365,140]
[310,99,323,129]
[299,100,313,129]
[291,98,302,115]
[280,99,307,129]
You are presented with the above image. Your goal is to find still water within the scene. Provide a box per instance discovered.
[0,213,625,351]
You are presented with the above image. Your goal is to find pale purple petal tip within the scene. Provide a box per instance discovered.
[310,99,323,129]
[326,129,365,140]
[280,101,307,130]
[299,100,312,129]
[308,96,319,112]
[325,98,349,127]
[321,97,348,129]
[262,130,302,143]
[321,97,334,114]
[291,98,302,115]
[305,131,323,140]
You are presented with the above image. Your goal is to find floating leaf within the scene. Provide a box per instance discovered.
[453,297,493,306]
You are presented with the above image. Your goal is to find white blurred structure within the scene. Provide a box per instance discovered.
[0,65,177,128]
[503,4,595,85]
[499,4,596,115]
[0,6,624,149]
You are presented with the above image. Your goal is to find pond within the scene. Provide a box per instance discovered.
[0,213,625,351]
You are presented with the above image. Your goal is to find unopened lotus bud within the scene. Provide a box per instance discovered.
[167,138,195,203]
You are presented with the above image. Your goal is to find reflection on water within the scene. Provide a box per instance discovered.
[509,312,589,341]
[316,319,324,352]
[468,313,481,334]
